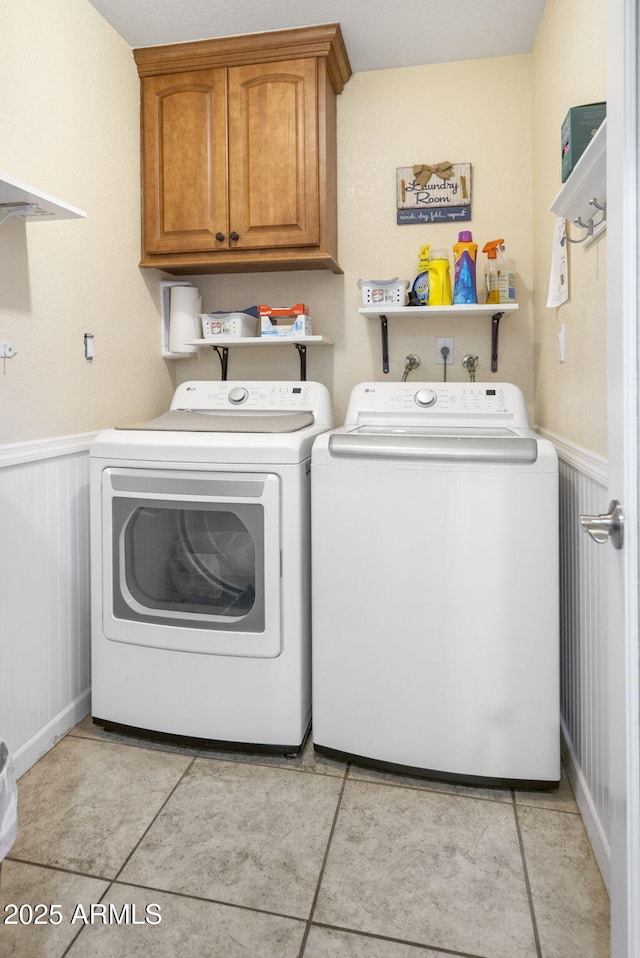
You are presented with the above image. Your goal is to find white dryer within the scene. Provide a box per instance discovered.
[90,381,332,753]
[311,382,559,788]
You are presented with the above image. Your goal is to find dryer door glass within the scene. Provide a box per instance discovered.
[121,504,261,621]
[107,470,278,641]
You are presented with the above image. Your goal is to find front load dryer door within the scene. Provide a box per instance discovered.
[102,468,281,657]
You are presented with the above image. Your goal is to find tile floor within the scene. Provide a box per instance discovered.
[1,717,610,958]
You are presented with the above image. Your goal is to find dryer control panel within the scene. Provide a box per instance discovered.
[171,380,333,423]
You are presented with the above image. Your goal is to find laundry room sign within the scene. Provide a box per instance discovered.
[396,162,472,225]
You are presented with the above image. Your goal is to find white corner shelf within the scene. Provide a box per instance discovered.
[360,303,518,374]
[549,118,606,248]
[0,173,86,223]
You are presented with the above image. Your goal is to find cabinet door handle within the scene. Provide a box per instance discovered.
[215,232,225,241]
[230,231,240,241]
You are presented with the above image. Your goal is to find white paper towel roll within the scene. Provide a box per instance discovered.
[169,285,200,354]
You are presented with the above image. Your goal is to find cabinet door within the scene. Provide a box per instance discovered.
[141,69,228,254]
[227,59,319,250]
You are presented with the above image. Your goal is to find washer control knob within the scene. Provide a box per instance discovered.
[414,388,437,408]
[228,386,249,405]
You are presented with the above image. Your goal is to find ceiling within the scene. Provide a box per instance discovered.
[87,0,546,73]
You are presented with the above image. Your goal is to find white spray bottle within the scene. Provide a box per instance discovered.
[482,240,516,304]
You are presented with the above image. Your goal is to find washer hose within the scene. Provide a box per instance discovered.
[401,354,421,382]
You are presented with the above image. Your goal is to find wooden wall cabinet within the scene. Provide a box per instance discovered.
[133,25,351,275]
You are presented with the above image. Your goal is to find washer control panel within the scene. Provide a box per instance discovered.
[345,382,530,428]
[410,386,511,413]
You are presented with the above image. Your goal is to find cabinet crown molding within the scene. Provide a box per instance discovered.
[133,22,352,93]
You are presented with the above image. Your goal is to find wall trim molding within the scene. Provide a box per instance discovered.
[561,722,611,891]
[0,433,97,469]
[538,428,608,486]
[12,688,91,780]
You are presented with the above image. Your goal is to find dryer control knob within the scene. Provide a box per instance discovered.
[228,386,249,405]
[414,388,437,408]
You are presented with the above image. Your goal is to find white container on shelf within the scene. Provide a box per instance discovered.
[357,278,409,306]
[200,312,258,338]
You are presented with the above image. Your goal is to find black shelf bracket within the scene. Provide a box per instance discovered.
[212,345,230,380]
[490,312,504,373]
[294,343,308,381]
[366,306,513,376]
[380,315,389,374]
[207,341,310,381]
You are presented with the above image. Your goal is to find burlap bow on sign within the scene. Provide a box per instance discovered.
[412,162,454,188]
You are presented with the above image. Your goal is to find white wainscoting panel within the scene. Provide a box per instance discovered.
[542,430,610,889]
[0,423,615,890]
[0,434,95,777]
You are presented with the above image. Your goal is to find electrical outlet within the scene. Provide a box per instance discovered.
[436,337,454,365]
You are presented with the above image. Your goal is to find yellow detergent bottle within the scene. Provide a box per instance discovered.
[427,249,453,306]
[482,239,516,304]
[411,244,431,304]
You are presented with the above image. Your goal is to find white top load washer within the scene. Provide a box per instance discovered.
[90,381,332,753]
[311,382,559,788]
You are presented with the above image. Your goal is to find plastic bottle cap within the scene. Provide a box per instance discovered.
[458,231,473,241]
[482,239,505,259]
[430,249,449,260]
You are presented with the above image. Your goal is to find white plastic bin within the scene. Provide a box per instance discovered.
[199,310,259,338]
[0,739,17,887]
[357,278,409,306]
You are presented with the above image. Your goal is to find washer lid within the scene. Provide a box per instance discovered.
[328,426,538,463]
[115,410,314,433]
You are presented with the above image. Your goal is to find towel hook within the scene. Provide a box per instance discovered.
[564,197,606,245]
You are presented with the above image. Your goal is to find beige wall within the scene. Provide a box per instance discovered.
[531,0,607,454]
[178,55,535,424]
[0,0,606,448]
[0,0,174,444]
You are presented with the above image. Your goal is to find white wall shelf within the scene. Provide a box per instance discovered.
[185,335,334,380]
[186,336,333,347]
[360,303,518,374]
[549,118,606,248]
[0,173,86,225]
